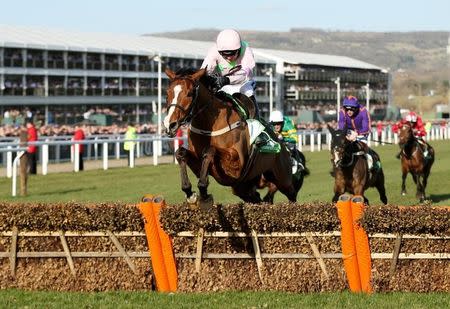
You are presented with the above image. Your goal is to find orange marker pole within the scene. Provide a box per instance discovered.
[138,194,170,292]
[151,196,178,292]
[336,194,362,292]
[351,195,372,293]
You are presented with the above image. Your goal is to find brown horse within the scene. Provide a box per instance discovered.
[163,67,299,209]
[398,122,435,202]
[328,125,388,205]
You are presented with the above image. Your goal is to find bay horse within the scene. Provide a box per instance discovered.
[257,148,309,204]
[328,125,388,205]
[163,67,299,209]
[398,122,434,202]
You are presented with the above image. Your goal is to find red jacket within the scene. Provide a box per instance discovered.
[27,125,38,153]
[396,118,426,137]
[73,129,85,152]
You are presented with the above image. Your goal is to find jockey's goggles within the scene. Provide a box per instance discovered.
[219,49,240,57]
[344,107,357,112]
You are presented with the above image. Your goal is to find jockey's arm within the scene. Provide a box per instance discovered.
[200,46,219,75]
[228,46,256,85]
[358,108,371,136]
[337,110,346,130]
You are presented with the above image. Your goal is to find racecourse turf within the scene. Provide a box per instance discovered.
[0,140,449,205]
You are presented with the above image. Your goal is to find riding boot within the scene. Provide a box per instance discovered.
[255,131,281,154]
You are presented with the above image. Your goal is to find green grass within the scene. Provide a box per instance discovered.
[1,140,449,205]
[1,290,449,309]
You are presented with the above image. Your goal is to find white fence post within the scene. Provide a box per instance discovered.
[310,132,315,152]
[153,140,158,166]
[387,128,392,144]
[94,137,99,160]
[6,146,13,178]
[70,139,74,163]
[130,143,135,168]
[327,132,332,151]
[297,133,303,152]
[116,136,120,160]
[42,140,49,175]
[173,138,179,164]
[74,143,80,172]
[103,142,108,170]
[317,133,322,151]
[394,133,398,145]
[12,151,24,197]
[136,141,140,159]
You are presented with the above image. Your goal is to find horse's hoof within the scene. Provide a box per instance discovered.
[199,194,214,211]
[186,192,199,209]
[401,192,406,196]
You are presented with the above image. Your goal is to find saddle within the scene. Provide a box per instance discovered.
[216,91,255,120]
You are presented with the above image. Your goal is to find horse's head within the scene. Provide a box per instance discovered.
[398,122,414,145]
[163,68,206,137]
[328,124,348,167]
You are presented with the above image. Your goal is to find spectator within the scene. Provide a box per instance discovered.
[376,120,383,143]
[73,124,86,171]
[26,119,38,174]
[124,122,137,167]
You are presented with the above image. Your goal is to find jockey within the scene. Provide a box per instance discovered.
[201,29,278,153]
[269,110,304,174]
[269,110,298,146]
[338,96,371,142]
[201,29,259,117]
[396,111,429,158]
[338,96,375,169]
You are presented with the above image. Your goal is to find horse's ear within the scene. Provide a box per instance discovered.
[327,123,335,135]
[165,68,177,80]
[191,68,206,81]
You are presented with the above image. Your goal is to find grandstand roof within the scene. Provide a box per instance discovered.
[0,25,383,70]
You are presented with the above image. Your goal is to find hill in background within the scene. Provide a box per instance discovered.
[149,28,449,113]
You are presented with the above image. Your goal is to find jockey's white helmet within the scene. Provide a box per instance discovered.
[405,111,417,122]
[269,110,284,123]
[216,29,241,51]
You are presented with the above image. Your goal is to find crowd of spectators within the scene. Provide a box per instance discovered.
[0,123,158,138]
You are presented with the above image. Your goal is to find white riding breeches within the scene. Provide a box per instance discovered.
[220,80,256,97]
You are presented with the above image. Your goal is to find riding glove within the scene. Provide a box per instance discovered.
[346,130,358,142]
[213,76,230,90]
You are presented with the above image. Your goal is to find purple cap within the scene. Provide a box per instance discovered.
[342,96,359,108]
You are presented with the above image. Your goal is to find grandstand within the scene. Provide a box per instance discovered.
[0,25,389,126]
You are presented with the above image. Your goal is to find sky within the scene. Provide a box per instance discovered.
[1,0,450,35]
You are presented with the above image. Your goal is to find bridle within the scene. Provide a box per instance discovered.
[167,78,202,126]
[332,134,365,168]
[399,124,421,158]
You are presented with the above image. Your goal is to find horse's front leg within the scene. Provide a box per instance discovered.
[175,147,200,204]
[332,181,345,203]
[401,167,408,196]
[416,174,425,202]
[197,146,216,210]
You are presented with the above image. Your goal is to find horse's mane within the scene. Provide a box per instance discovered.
[175,67,197,76]
[174,67,214,88]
